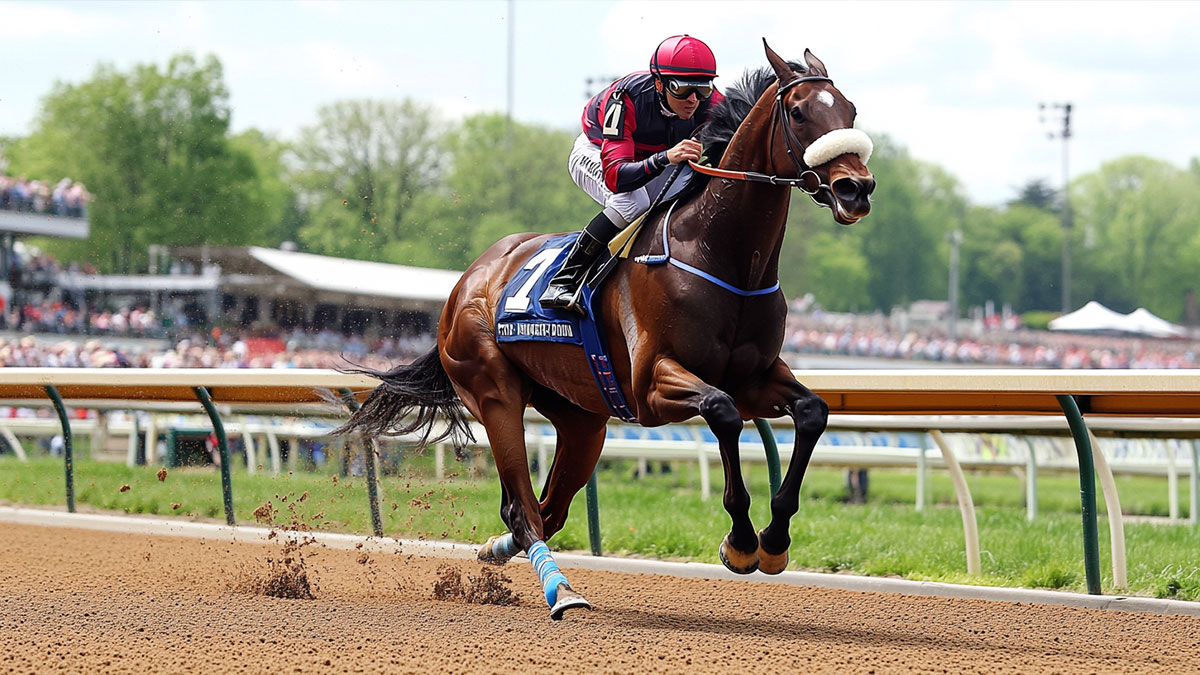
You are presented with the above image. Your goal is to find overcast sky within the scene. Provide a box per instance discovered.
[3,0,1198,206]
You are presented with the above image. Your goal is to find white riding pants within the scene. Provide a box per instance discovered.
[567,133,673,228]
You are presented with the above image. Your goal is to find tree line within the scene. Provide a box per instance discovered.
[3,53,1198,322]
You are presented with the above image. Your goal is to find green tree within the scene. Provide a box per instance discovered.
[292,99,445,262]
[404,113,596,269]
[1070,156,1200,320]
[780,133,963,312]
[228,129,303,247]
[7,53,273,272]
[1009,178,1059,211]
[960,203,1062,312]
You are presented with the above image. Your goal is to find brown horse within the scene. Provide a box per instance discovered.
[338,41,874,619]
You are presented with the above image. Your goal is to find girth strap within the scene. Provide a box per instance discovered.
[634,201,781,298]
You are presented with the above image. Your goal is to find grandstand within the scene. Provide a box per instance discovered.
[1,190,90,330]
[4,242,463,368]
[168,245,461,335]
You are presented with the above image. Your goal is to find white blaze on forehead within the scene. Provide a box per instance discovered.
[816,90,835,108]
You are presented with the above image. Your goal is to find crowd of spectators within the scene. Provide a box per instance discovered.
[2,306,1197,371]
[3,241,1198,372]
[0,327,433,372]
[783,314,1200,369]
[0,174,91,218]
[4,299,184,338]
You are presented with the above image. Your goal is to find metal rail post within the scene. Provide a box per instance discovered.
[1087,429,1127,589]
[125,413,140,467]
[192,386,235,526]
[1056,394,1102,595]
[44,386,74,513]
[929,429,981,575]
[338,389,384,538]
[1023,437,1039,521]
[916,432,927,511]
[1191,440,1199,529]
[753,418,782,498]
[585,469,602,556]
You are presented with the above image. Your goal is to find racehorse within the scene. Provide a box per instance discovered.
[337,40,875,619]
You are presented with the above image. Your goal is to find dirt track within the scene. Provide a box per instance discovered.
[2,522,1199,674]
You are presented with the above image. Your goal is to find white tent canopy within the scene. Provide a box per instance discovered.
[1049,301,1189,337]
[247,246,461,302]
[1124,307,1187,337]
[1048,301,1131,333]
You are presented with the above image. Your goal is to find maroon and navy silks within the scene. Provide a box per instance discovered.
[580,72,724,194]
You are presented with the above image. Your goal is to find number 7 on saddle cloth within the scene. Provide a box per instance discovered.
[495,232,637,422]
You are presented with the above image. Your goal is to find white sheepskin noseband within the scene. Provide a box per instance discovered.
[803,128,873,167]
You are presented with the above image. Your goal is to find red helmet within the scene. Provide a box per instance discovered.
[649,35,717,79]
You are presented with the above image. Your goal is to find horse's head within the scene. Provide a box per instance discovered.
[764,40,875,225]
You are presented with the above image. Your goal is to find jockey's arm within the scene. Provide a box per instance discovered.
[599,93,669,194]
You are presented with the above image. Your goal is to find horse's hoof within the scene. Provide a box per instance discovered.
[758,548,789,575]
[718,534,760,575]
[549,583,591,620]
[477,535,514,565]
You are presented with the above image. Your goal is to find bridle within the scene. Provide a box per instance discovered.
[688,75,834,201]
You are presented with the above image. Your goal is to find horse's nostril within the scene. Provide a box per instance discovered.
[832,178,861,201]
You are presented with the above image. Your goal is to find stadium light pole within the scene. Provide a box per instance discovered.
[506,0,514,149]
[947,229,962,341]
[1039,102,1073,313]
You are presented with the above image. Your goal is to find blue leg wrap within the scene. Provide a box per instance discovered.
[492,532,520,559]
[527,540,569,606]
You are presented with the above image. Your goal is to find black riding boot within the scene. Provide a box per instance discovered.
[540,212,619,312]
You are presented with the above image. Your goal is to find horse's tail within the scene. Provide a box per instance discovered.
[334,348,475,451]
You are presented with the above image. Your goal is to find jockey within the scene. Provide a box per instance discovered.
[540,34,724,312]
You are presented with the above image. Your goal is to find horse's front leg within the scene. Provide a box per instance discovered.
[645,356,760,574]
[736,358,829,574]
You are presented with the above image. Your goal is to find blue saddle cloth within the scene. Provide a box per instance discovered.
[495,233,637,422]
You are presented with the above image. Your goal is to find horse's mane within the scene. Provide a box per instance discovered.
[698,62,805,164]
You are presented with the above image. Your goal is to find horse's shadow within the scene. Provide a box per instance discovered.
[606,604,962,649]
[602,603,1141,664]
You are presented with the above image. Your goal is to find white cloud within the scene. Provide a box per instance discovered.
[0,3,121,39]
[4,0,1198,207]
[302,41,385,90]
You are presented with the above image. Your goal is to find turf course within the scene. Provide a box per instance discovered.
[2,449,1197,601]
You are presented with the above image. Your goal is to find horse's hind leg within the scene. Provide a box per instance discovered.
[736,358,829,574]
[529,387,609,539]
[444,347,590,619]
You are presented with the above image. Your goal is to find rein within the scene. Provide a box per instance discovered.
[687,75,835,199]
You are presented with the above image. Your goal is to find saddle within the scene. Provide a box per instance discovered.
[493,163,704,422]
[605,162,701,262]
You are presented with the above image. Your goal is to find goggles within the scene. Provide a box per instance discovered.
[663,78,715,101]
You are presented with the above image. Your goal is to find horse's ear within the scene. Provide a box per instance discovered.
[762,38,798,85]
[803,49,829,78]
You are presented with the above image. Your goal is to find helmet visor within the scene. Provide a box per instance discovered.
[664,77,715,101]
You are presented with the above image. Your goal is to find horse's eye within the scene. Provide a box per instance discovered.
[789,107,805,123]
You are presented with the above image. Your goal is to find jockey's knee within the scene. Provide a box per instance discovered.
[604,190,647,226]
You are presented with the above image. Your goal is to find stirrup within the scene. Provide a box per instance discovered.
[539,281,583,311]
[560,283,586,314]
